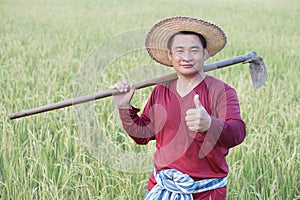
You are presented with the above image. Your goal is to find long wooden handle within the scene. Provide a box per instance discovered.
[8,51,258,120]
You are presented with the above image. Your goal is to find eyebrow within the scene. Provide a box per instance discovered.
[173,46,200,50]
[173,46,184,49]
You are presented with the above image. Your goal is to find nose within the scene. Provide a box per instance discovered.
[181,52,192,61]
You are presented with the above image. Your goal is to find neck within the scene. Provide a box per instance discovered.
[176,72,206,97]
[177,72,206,86]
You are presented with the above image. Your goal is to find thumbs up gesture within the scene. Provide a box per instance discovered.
[185,94,212,132]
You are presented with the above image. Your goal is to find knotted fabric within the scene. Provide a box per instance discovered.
[145,169,227,200]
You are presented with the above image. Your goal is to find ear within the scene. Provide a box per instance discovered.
[204,49,210,61]
[167,50,172,61]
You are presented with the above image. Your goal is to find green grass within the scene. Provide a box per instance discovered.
[1,0,299,199]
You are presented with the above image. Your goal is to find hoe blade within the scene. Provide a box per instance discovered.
[249,57,267,89]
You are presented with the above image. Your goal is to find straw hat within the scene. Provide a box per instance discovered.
[145,16,227,66]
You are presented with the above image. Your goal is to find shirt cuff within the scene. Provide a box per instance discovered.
[118,106,140,118]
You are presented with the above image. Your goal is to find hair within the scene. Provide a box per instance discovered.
[167,31,207,50]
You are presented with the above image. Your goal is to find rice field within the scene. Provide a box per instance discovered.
[1,0,299,199]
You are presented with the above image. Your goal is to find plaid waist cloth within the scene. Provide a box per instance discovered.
[145,169,228,200]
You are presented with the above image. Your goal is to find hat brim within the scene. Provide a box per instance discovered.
[145,16,227,66]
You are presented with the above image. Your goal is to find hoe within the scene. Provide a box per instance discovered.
[8,51,267,120]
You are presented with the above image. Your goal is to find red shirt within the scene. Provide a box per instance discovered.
[119,75,246,199]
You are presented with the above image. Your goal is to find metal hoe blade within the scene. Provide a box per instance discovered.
[248,56,268,89]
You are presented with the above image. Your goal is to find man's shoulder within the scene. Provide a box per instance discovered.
[205,75,234,89]
[155,80,175,90]
[205,75,225,84]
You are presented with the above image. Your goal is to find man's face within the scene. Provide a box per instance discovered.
[168,34,209,77]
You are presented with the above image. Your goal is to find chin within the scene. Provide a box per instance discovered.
[180,71,200,77]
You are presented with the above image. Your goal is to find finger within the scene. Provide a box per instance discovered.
[186,108,197,116]
[109,83,121,91]
[193,94,202,109]
[116,82,129,92]
[112,85,125,93]
[185,114,197,122]
[187,124,198,132]
[121,80,131,92]
[186,121,197,128]
[109,85,115,90]
[121,79,129,86]
[129,83,136,90]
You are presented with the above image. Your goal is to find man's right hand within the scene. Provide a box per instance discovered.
[109,80,135,109]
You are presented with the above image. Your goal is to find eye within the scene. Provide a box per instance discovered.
[191,48,200,54]
[175,49,184,54]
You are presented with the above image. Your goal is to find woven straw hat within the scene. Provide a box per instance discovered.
[145,16,227,66]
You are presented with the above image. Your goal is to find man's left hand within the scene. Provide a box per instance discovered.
[185,94,212,132]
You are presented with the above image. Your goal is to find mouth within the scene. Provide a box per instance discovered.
[181,64,194,68]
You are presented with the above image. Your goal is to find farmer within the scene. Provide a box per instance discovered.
[109,16,246,199]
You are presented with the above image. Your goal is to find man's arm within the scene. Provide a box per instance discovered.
[119,106,156,145]
[110,80,155,145]
[209,85,246,149]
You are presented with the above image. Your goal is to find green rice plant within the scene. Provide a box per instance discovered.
[1,0,299,199]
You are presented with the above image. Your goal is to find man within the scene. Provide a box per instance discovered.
[110,16,246,199]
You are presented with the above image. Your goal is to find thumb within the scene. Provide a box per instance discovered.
[193,94,202,109]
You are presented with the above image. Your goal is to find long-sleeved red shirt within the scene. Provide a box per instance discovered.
[119,75,246,199]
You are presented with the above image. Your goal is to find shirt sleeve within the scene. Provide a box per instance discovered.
[118,94,156,145]
[207,84,246,149]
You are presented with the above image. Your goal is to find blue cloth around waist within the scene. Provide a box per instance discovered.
[145,168,228,200]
